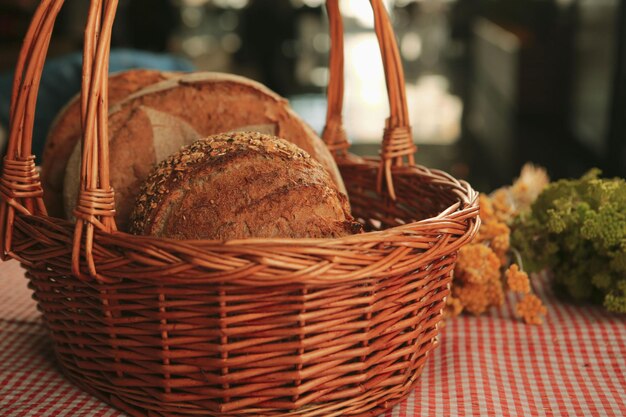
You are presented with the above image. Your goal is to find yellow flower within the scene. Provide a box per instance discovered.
[477,221,510,244]
[485,276,505,308]
[455,244,501,285]
[451,166,549,323]
[491,232,511,264]
[491,188,516,223]
[479,193,497,224]
[510,163,550,210]
[506,264,530,294]
[515,294,547,325]
[453,282,491,315]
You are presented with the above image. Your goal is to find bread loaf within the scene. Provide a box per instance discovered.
[63,72,346,231]
[42,69,178,217]
[130,132,361,240]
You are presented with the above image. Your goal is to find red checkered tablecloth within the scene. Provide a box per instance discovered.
[1,259,625,416]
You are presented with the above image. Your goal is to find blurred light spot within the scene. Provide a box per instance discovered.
[312,33,330,54]
[393,8,411,30]
[229,0,249,8]
[289,95,327,133]
[219,11,239,31]
[310,67,329,87]
[213,0,249,9]
[343,34,387,141]
[302,0,324,7]
[342,3,374,28]
[342,1,393,28]
[181,7,203,28]
[182,35,214,57]
[341,32,462,145]
[221,33,241,53]
[474,18,519,54]
[181,0,210,6]
[401,32,422,61]
[348,35,384,88]
[407,75,462,144]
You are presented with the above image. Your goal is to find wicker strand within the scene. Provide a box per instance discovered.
[72,0,118,280]
[322,0,349,158]
[9,0,51,124]
[0,157,42,260]
[0,157,43,208]
[321,118,350,157]
[73,188,116,227]
[376,125,417,199]
[158,291,172,394]
[8,0,62,157]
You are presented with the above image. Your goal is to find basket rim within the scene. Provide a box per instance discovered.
[11,157,480,286]
[29,157,479,247]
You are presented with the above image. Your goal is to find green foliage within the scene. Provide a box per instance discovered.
[512,169,626,313]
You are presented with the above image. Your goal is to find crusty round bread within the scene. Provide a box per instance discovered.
[42,69,178,217]
[63,72,346,231]
[130,132,361,240]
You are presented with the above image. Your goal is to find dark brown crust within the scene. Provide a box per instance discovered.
[130,132,361,240]
[42,69,175,217]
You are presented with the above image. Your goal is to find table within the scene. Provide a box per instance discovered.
[1,259,624,416]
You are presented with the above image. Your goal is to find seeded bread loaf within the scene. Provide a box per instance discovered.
[130,132,361,240]
[42,69,178,217]
[63,72,346,231]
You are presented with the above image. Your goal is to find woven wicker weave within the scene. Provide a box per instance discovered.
[0,0,479,416]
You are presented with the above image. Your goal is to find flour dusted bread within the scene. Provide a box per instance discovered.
[130,132,360,240]
[63,72,346,231]
[42,69,177,217]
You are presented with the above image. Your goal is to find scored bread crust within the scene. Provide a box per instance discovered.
[42,69,178,217]
[130,132,361,240]
[63,71,347,231]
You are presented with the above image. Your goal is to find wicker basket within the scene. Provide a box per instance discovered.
[0,0,479,416]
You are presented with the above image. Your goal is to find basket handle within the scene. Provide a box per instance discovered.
[0,0,62,262]
[0,0,117,278]
[70,0,118,279]
[323,0,416,200]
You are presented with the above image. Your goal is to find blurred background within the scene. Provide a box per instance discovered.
[0,0,624,192]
